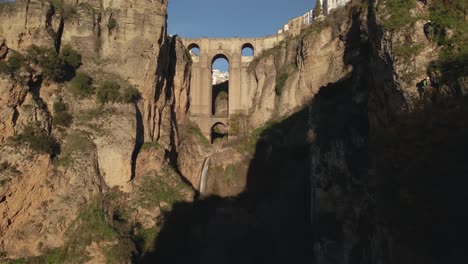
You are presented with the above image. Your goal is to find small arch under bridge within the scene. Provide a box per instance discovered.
[181,35,285,142]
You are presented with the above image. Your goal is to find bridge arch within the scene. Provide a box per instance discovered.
[210,122,228,143]
[187,43,200,57]
[241,43,254,56]
[211,53,229,66]
[211,54,230,117]
[181,36,285,141]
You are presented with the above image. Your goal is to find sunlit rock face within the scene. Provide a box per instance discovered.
[0,0,193,258]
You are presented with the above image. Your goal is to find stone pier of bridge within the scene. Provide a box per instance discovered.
[181,34,284,141]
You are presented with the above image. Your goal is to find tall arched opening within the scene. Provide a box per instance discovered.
[211,54,229,117]
[211,122,228,144]
[241,43,254,57]
[187,43,200,57]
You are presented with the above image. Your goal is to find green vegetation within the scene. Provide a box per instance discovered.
[236,121,277,154]
[186,123,210,145]
[26,44,82,82]
[68,205,119,244]
[93,80,141,104]
[426,0,467,91]
[104,239,135,264]
[121,86,141,103]
[248,43,282,73]
[50,0,77,20]
[19,204,118,264]
[52,101,73,128]
[59,45,82,69]
[69,72,94,97]
[137,166,190,209]
[217,91,228,100]
[429,0,467,62]
[141,141,162,151]
[0,52,27,75]
[248,32,300,97]
[275,71,291,96]
[133,227,158,254]
[107,17,118,31]
[381,0,417,31]
[0,162,21,187]
[54,132,95,167]
[96,81,120,104]
[394,43,423,62]
[0,162,9,172]
[13,124,59,157]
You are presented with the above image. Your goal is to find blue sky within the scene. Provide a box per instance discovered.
[168,0,315,38]
[168,0,315,71]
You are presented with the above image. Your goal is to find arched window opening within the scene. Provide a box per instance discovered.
[188,43,200,57]
[241,43,254,57]
[211,123,228,144]
[211,54,229,117]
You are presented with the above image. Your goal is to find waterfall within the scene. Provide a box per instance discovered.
[199,155,211,195]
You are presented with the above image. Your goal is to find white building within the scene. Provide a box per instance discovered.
[302,9,314,26]
[278,0,351,34]
[212,69,229,85]
[324,0,351,15]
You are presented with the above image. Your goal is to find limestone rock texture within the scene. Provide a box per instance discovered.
[249,24,352,127]
[0,143,105,258]
[0,0,194,260]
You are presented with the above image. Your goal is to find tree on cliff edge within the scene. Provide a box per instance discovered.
[314,0,323,17]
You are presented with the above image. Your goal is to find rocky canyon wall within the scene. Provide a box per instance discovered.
[0,0,192,259]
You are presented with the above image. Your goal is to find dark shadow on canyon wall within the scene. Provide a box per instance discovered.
[139,70,370,264]
[140,84,468,264]
[139,6,468,264]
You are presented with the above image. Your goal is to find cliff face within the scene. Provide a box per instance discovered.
[149,1,467,264]
[236,1,468,263]
[0,0,192,259]
[1,0,466,262]
[0,0,183,142]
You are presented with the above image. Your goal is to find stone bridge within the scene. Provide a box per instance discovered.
[181,34,284,142]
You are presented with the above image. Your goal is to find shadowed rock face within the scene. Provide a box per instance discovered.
[142,1,468,264]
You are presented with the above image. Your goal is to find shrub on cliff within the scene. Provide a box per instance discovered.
[26,44,82,82]
[96,81,120,104]
[381,0,417,31]
[108,17,118,31]
[60,45,82,69]
[429,0,467,62]
[314,0,322,16]
[0,52,27,75]
[14,124,60,157]
[121,86,141,103]
[70,72,94,97]
[52,101,73,128]
[50,0,78,20]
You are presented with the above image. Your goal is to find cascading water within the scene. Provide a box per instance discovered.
[199,155,211,195]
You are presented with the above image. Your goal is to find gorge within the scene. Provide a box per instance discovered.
[0,0,467,263]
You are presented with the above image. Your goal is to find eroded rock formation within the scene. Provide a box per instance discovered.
[0,0,193,259]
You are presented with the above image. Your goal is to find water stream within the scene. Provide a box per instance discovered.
[199,155,211,195]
